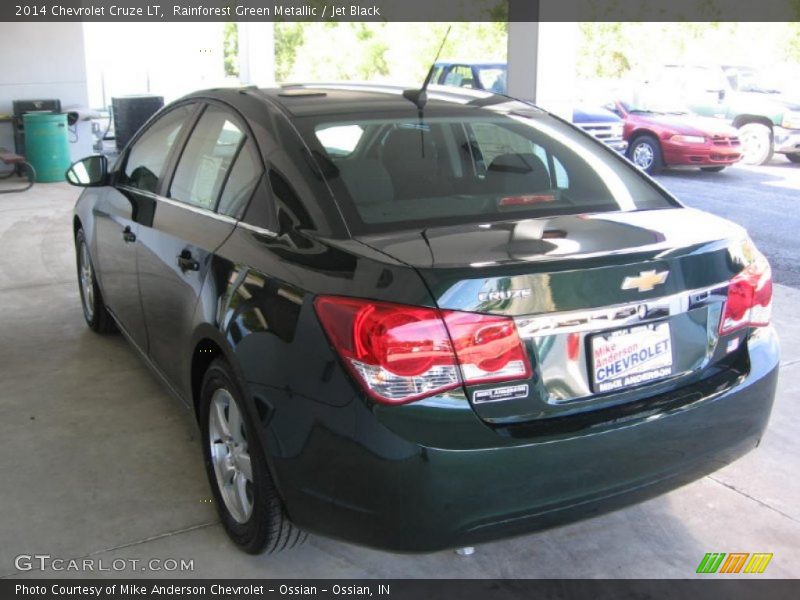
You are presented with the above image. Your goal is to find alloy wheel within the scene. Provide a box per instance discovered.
[631,142,655,170]
[78,241,95,322]
[208,388,254,524]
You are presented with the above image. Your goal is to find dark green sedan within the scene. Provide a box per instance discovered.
[68,84,779,554]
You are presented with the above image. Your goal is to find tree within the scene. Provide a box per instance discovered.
[274,23,305,82]
[223,22,239,77]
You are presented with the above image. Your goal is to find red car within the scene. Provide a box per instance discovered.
[611,100,742,174]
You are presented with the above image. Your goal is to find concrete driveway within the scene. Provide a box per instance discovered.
[1,164,798,579]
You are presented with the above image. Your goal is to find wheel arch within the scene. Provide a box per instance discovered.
[189,326,291,513]
[732,114,774,130]
[188,324,271,423]
[189,327,235,420]
[628,128,663,146]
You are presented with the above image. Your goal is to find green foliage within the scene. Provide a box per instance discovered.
[578,22,800,81]
[274,22,305,81]
[271,22,507,84]
[788,22,800,63]
[223,22,239,77]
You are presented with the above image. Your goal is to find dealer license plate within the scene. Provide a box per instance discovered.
[591,322,673,393]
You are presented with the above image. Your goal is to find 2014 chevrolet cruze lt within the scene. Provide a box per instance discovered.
[68,84,779,554]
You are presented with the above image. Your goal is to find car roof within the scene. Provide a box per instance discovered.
[226,83,539,118]
[178,83,546,123]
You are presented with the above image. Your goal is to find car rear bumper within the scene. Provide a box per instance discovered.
[663,142,742,166]
[264,327,779,552]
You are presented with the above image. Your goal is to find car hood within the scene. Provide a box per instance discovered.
[736,90,800,111]
[573,105,622,123]
[632,113,739,137]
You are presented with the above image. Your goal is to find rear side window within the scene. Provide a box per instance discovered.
[170,107,245,211]
[218,139,262,218]
[121,105,194,194]
[302,112,676,234]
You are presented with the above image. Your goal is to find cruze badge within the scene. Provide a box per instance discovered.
[621,270,669,293]
[478,288,532,302]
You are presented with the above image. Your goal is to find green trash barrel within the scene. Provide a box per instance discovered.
[23,112,71,183]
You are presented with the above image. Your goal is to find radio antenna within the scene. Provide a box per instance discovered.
[402,26,452,110]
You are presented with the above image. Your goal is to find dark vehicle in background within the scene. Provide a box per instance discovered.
[605,99,742,174]
[68,84,779,555]
[433,61,627,153]
[571,104,627,154]
[655,64,800,165]
[431,60,508,94]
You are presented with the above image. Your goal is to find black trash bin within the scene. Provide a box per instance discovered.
[112,95,164,151]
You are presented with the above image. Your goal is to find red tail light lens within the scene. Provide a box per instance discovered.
[719,254,772,335]
[314,296,531,405]
[443,311,531,384]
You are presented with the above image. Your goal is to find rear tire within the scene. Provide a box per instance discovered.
[75,229,116,334]
[627,135,663,174]
[738,123,774,165]
[700,166,726,173]
[200,358,306,554]
[787,153,800,164]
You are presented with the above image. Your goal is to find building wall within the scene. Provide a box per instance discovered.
[83,23,228,108]
[0,23,90,157]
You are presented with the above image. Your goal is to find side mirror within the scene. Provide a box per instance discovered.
[66,155,108,187]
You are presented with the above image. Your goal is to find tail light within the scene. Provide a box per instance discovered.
[314,296,531,405]
[719,253,773,335]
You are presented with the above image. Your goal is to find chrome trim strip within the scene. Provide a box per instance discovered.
[515,283,728,338]
[116,185,240,226]
[236,221,278,237]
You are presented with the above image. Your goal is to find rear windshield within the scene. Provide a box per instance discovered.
[300,109,677,234]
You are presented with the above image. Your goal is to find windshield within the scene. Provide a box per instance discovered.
[624,99,691,115]
[621,85,692,115]
[301,110,677,235]
[726,67,782,94]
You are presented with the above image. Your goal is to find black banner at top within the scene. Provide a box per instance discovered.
[2,0,800,22]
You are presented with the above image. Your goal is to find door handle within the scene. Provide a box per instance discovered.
[122,226,136,243]
[177,249,200,272]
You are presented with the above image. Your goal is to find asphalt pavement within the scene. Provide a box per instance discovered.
[655,158,800,289]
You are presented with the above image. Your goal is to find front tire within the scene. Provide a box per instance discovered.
[627,135,663,174]
[786,153,800,164]
[200,358,305,554]
[75,229,115,334]
[700,166,726,173]
[738,123,774,165]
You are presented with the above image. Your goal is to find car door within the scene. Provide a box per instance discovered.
[136,103,261,393]
[94,103,198,350]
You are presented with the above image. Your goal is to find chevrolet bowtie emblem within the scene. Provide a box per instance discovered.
[621,270,669,292]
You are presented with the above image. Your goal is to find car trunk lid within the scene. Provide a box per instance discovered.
[356,208,749,425]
